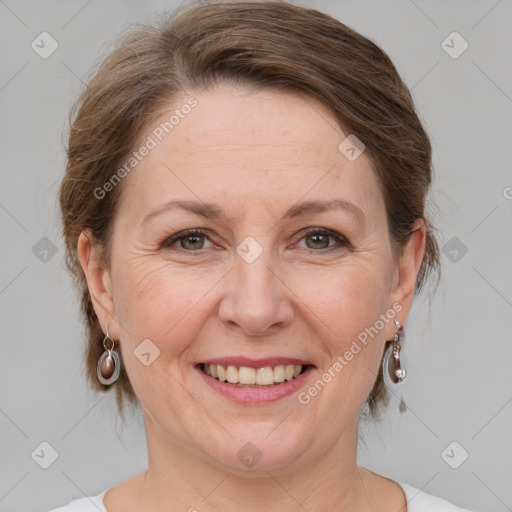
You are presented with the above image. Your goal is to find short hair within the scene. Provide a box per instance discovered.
[59,0,440,420]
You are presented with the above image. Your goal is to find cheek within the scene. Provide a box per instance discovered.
[294,265,394,416]
[112,259,208,403]
[293,259,395,411]
[296,256,393,339]
[113,257,217,350]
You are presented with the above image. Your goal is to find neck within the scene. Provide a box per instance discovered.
[137,414,372,512]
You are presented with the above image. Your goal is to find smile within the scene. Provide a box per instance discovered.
[195,359,315,404]
[200,363,307,386]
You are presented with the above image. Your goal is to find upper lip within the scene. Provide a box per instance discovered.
[198,357,315,368]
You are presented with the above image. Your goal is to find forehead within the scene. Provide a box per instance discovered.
[119,86,383,221]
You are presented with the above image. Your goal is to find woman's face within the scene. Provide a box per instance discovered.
[81,85,423,474]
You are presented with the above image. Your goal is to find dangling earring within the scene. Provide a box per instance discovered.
[97,326,121,386]
[382,319,407,413]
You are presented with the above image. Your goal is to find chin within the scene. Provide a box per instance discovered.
[203,427,310,473]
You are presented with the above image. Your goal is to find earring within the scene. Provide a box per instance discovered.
[97,326,121,386]
[383,319,406,383]
[382,319,407,413]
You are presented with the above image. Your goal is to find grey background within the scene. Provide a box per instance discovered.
[0,0,511,511]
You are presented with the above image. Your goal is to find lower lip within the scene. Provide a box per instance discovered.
[195,365,315,404]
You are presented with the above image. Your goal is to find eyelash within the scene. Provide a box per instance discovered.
[160,227,351,254]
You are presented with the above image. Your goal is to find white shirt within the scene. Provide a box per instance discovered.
[46,479,475,511]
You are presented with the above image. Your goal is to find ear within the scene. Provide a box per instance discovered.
[385,218,426,339]
[77,230,119,340]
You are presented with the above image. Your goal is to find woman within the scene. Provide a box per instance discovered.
[52,1,475,511]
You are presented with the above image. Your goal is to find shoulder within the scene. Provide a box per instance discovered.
[45,489,109,512]
[396,480,475,512]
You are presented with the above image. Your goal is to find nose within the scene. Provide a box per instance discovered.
[218,247,294,337]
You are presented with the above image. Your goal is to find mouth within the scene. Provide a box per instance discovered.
[194,358,315,404]
[198,362,310,387]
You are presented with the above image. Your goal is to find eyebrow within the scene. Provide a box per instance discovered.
[141,198,364,226]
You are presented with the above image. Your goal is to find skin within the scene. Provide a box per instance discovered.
[78,85,425,511]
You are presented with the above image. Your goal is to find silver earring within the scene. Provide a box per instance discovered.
[382,319,407,413]
[383,319,406,384]
[97,326,121,386]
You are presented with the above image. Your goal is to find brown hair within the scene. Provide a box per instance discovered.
[59,0,440,420]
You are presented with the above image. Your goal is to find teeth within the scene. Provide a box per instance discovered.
[226,365,239,384]
[256,366,274,385]
[274,365,285,382]
[201,363,305,386]
[239,366,256,384]
[217,365,227,382]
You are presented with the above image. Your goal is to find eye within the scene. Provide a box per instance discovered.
[295,228,350,252]
[161,229,213,251]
